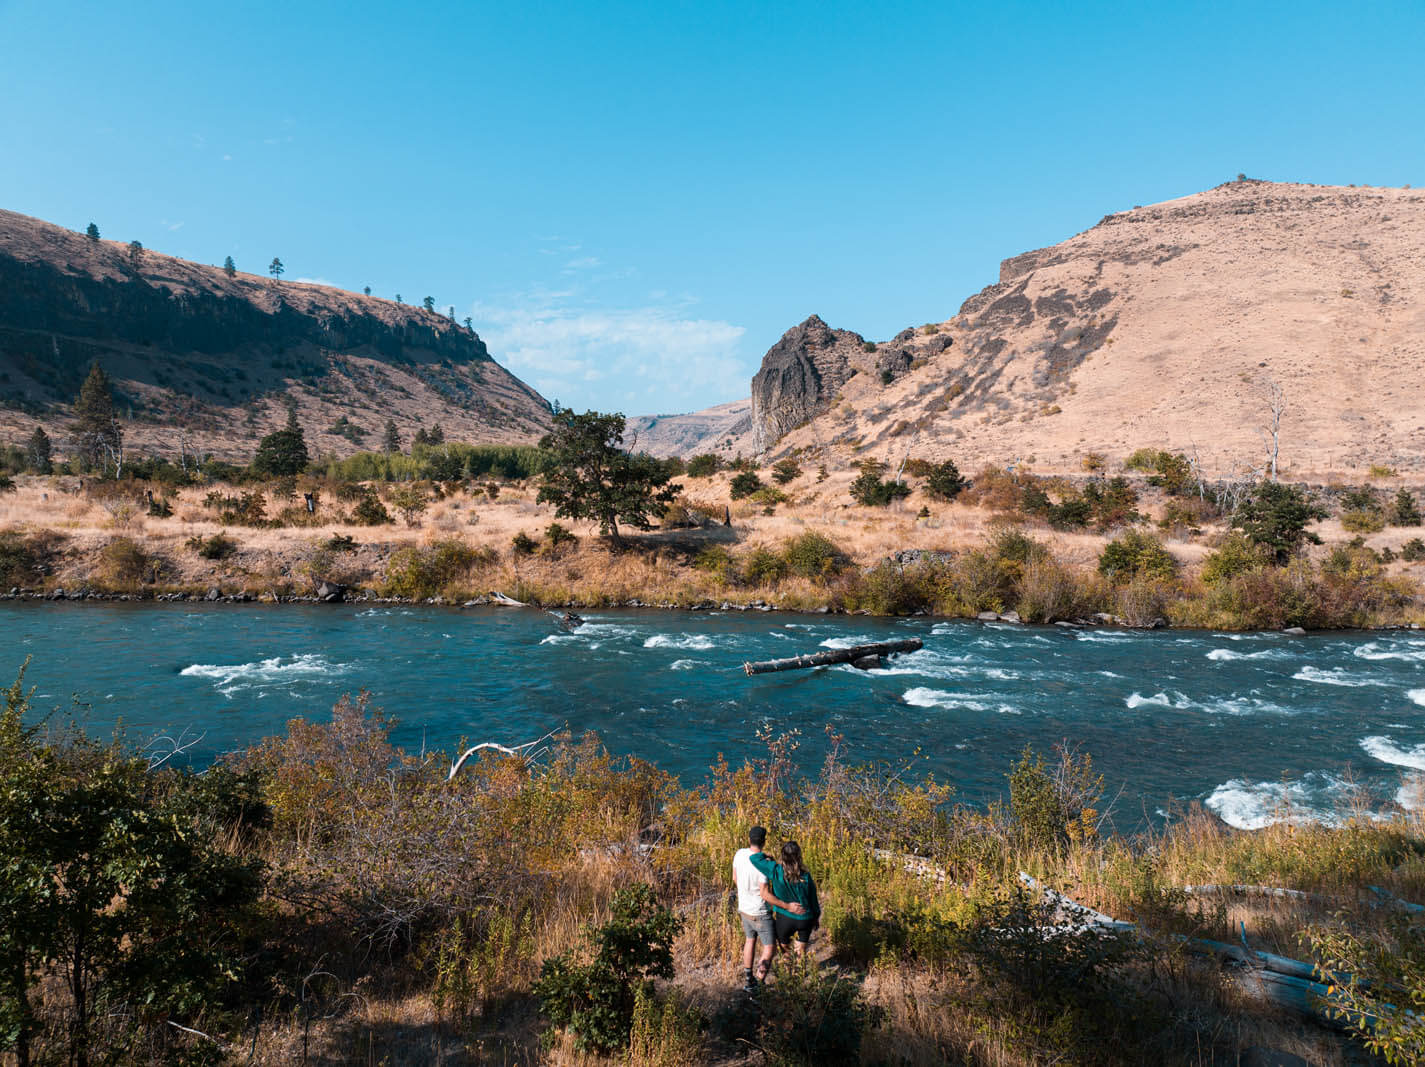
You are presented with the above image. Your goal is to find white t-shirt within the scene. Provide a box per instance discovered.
[733,847,770,917]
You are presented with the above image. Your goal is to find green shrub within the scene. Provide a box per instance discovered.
[743,547,787,585]
[771,458,802,485]
[384,540,486,599]
[693,545,737,584]
[1402,538,1425,562]
[545,523,577,551]
[350,491,394,526]
[783,532,845,578]
[0,530,54,586]
[1340,487,1380,513]
[323,533,357,552]
[96,538,160,586]
[849,460,911,507]
[186,531,238,561]
[534,884,682,1054]
[862,341,877,353]
[845,560,935,615]
[685,454,722,478]
[1201,533,1267,584]
[511,531,538,556]
[1233,481,1327,563]
[1306,912,1425,1065]
[729,471,763,499]
[1097,531,1177,583]
[1392,489,1422,527]
[1341,510,1386,533]
[923,458,965,501]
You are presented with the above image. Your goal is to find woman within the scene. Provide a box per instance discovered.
[750,841,820,956]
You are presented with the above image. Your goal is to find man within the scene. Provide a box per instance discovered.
[732,825,776,992]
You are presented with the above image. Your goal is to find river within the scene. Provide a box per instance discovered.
[5,602,1425,831]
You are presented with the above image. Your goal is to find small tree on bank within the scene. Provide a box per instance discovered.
[268,257,284,281]
[536,410,680,548]
[85,222,99,241]
[223,255,236,277]
[73,364,123,475]
[382,419,401,454]
[1232,481,1326,564]
[26,426,53,474]
[251,406,309,476]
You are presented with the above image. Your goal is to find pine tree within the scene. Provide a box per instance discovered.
[363,286,371,296]
[422,296,435,312]
[448,306,455,321]
[85,223,100,241]
[463,316,473,331]
[412,426,431,448]
[126,240,144,271]
[223,256,236,277]
[251,405,309,476]
[395,294,402,305]
[74,364,122,473]
[268,257,284,280]
[428,423,445,445]
[26,426,53,474]
[382,419,401,454]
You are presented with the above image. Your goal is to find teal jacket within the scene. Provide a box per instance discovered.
[749,852,820,922]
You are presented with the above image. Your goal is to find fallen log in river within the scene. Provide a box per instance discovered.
[743,638,923,675]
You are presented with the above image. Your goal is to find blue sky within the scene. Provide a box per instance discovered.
[2,1,1422,414]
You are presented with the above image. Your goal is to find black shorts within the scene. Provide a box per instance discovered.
[774,912,817,945]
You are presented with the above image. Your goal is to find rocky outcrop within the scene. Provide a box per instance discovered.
[0,208,551,457]
[749,315,866,452]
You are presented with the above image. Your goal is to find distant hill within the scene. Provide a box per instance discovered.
[0,208,550,461]
[653,180,1425,478]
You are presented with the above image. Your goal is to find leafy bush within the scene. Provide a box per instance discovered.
[756,963,877,1066]
[384,540,487,599]
[350,492,394,526]
[323,533,357,552]
[771,458,802,485]
[729,471,763,499]
[923,458,965,501]
[1233,481,1326,563]
[1403,538,1425,562]
[1340,487,1380,513]
[693,545,737,584]
[849,460,910,507]
[0,530,57,587]
[743,547,787,585]
[783,532,845,578]
[1081,452,1106,472]
[534,884,683,1053]
[1007,745,1102,853]
[1306,913,1425,1065]
[1098,531,1177,583]
[511,531,538,556]
[186,531,238,560]
[685,454,722,478]
[1342,510,1386,533]
[96,537,160,586]
[1393,489,1422,527]
[1201,532,1267,584]
[1124,449,1194,495]
[545,522,577,551]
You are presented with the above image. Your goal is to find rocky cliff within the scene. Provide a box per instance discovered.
[741,179,1425,477]
[0,208,551,459]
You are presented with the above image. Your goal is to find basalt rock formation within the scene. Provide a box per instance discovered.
[735,179,1425,477]
[0,208,551,459]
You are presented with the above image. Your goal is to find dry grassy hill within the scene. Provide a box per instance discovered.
[646,180,1425,480]
[0,208,551,460]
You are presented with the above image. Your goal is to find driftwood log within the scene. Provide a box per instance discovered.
[743,638,923,676]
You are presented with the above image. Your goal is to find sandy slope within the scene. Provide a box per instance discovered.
[642,180,1425,480]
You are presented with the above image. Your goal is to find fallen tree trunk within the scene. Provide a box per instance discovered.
[743,638,923,676]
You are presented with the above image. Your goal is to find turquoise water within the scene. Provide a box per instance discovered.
[5,602,1425,830]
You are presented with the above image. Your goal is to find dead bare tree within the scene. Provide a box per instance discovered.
[1257,379,1285,481]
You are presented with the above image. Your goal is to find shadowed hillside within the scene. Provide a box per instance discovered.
[0,208,551,459]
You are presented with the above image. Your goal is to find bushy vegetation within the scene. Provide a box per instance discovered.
[382,539,492,599]
[8,662,1425,1065]
[849,460,911,507]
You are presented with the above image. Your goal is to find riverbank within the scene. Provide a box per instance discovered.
[2,468,1423,630]
[7,668,1424,1066]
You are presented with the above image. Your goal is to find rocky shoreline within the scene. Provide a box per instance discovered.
[5,584,1421,633]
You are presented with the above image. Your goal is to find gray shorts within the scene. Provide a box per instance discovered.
[740,911,774,943]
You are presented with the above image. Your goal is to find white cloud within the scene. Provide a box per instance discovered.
[562,256,603,273]
[472,296,749,412]
[294,276,338,288]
